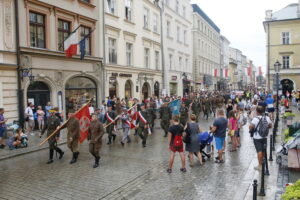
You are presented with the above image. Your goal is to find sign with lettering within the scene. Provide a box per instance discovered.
[171,76,177,81]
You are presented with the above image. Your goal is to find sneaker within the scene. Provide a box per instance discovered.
[167,168,172,173]
[180,168,187,173]
[254,165,262,171]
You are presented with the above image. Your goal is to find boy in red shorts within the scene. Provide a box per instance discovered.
[167,115,186,173]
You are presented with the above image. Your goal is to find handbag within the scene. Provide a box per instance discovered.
[183,123,191,143]
[228,129,235,137]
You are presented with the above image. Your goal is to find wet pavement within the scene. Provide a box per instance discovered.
[0,113,268,200]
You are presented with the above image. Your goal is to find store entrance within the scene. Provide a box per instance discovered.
[142,82,150,100]
[27,81,50,109]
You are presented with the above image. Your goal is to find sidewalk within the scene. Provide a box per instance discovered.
[0,130,67,161]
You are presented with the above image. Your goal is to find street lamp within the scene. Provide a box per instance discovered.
[274,61,281,121]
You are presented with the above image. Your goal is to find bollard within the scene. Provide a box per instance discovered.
[258,158,266,196]
[269,134,273,161]
[264,140,270,176]
[253,179,258,200]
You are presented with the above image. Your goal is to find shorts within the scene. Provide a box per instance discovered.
[169,144,184,153]
[253,138,267,153]
[267,108,275,113]
[0,127,6,138]
[235,129,240,137]
[215,137,225,151]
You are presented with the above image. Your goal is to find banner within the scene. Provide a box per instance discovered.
[214,69,218,77]
[225,69,228,78]
[75,104,91,143]
[169,99,181,115]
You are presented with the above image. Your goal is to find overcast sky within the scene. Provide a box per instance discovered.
[191,0,297,73]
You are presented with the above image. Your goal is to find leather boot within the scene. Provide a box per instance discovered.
[107,137,112,144]
[47,149,54,164]
[127,136,131,143]
[93,156,100,168]
[70,152,76,164]
[112,134,116,141]
[56,148,64,159]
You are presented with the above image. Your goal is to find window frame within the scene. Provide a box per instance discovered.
[166,21,171,37]
[155,51,160,70]
[282,56,290,69]
[107,0,116,15]
[126,42,133,66]
[29,11,46,48]
[153,13,158,33]
[282,32,290,45]
[57,19,71,51]
[108,37,117,64]
[144,48,150,68]
[80,25,92,56]
[125,0,132,22]
[143,7,150,29]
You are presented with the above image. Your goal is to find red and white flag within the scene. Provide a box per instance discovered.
[74,104,91,143]
[64,28,80,58]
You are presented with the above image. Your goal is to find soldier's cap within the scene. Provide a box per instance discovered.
[140,103,145,107]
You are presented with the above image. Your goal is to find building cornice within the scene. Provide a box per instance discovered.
[105,25,121,32]
[106,64,162,75]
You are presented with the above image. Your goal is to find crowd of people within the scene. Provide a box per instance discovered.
[0,89,296,171]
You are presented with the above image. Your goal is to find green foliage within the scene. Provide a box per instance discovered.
[284,136,294,143]
[282,180,300,200]
[282,112,296,119]
[284,129,289,137]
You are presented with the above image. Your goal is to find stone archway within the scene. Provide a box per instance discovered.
[27,81,50,109]
[142,82,151,100]
[154,81,160,97]
[125,80,133,99]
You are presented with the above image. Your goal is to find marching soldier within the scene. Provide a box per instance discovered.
[203,97,211,120]
[60,113,80,164]
[191,99,200,122]
[104,104,117,144]
[146,102,156,133]
[179,102,189,126]
[211,96,217,118]
[88,114,105,168]
[41,108,64,164]
[159,100,172,137]
[136,103,150,147]
[120,107,131,145]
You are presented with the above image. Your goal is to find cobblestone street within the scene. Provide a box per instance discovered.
[1,115,261,200]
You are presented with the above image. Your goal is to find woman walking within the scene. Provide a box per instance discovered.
[185,114,203,167]
[228,110,238,152]
[37,106,45,131]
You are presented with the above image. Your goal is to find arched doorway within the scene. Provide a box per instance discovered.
[154,81,160,97]
[27,81,50,109]
[109,77,117,98]
[142,82,150,100]
[125,80,132,99]
[65,76,97,114]
[281,79,294,97]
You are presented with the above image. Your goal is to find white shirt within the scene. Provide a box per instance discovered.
[251,115,272,139]
[25,107,34,120]
[89,106,95,115]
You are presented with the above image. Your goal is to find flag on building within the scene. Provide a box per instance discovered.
[225,69,228,78]
[74,104,91,143]
[214,69,218,77]
[247,65,252,76]
[78,29,95,60]
[259,66,263,75]
[64,27,80,58]
[169,99,181,115]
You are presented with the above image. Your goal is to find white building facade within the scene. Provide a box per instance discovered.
[192,4,221,91]
[219,35,230,89]
[105,0,162,100]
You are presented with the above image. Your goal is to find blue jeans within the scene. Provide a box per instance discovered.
[0,127,6,138]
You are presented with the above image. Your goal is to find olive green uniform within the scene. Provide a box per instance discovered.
[88,120,105,167]
[159,106,172,136]
[179,106,189,126]
[136,110,150,147]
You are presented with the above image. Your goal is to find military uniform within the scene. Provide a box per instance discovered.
[60,116,80,164]
[191,100,200,122]
[211,97,217,117]
[179,105,189,126]
[41,114,64,164]
[203,98,211,120]
[88,119,105,168]
[159,105,172,137]
[146,106,156,132]
[104,110,117,144]
[136,110,149,147]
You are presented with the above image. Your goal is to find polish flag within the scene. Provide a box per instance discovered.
[128,110,137,129]
[225,69,228,78]
[64,30,78,58]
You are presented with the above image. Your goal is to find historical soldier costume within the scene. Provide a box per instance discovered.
[191,99,200,122]
[211,96,217,117]
[60,113,80,164]
[159,101,172,137]
[88,114,105,168]
[203,97,211,120]
[146,102,156,133]
[41,109,64,164]
[179,102,189,126]
[120,107,131,145]
[104,105,117,144]
[136,103,150,147]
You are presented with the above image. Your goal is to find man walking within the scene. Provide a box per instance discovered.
[136,103,150,147]
[120,107,131,145]
[159,100,172,137]
[179,102,189,126]
[104,104,117,144]
[211,109,228,163]
[88,114,105,168]
[41,109,64,164]
[0,108,7,148]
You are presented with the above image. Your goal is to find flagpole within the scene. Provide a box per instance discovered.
[39,100,91,146]
[103,104,137,129]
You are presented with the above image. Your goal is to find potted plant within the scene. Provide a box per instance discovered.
[283,112,296,126]
[281,179,300,200]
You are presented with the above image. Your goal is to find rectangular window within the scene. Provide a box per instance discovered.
[184,30,187,44]
[107,0,116,14]
[183,6,186,18]
[282,32,290,45]
[144,48,150,68]
[177,26,180,41]
[58,19,70,51]
[197,20,200,30]
[29,12,45,48]
[80,26,91,55]
[169,54,173,70]
[125,0,132,21]
[155,51,159,70]
[126,43,133,66]
[282,56,290,69]
[144,8,149,29]
[82,0,90,2]
[153,14,158,33]
[176,0,179,13]
[167,21,170,37]
[185,58,188,70]
[109,38,117,64]
[179,57,182,70]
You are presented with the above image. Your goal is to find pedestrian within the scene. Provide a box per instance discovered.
[226,99,233,118]
[159,100,172,137]
[249,106,272,170]
[185,114,203,167]
[37,106,45,131]
[167,115,186,173]
[179,102,189,127]
[41,109,64,164]
[6,127,23,150]
[136,103,150,147]
[60,113,80,164]
[228,110,238,152]
[45,102,52,119]
[265,94,275,120]
[25,102,35,134]
[146,102,156,133]
[203,97,211,120]
[0,108,8,148]
[88,114,105,168]
[104,104,117,144]
[120,107,131,145]
[211,109,228,163]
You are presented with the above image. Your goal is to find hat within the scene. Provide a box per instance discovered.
[48,109,56,113]
[140,103,145,107]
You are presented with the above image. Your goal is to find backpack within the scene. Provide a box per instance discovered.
[258,116,269,137]
[173,135,183,149]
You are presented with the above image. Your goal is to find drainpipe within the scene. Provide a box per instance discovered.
[267,23,270,91]
[14,0,24,127]
[102,0,106,102]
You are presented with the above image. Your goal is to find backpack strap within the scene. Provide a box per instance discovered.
[253,116,263,133]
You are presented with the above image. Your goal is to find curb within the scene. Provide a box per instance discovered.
[0,141,67,161]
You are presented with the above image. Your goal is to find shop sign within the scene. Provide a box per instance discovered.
[109,77,116,83]
[119,73,132,78]
[111,73,118,77]
[171,76,177,81]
